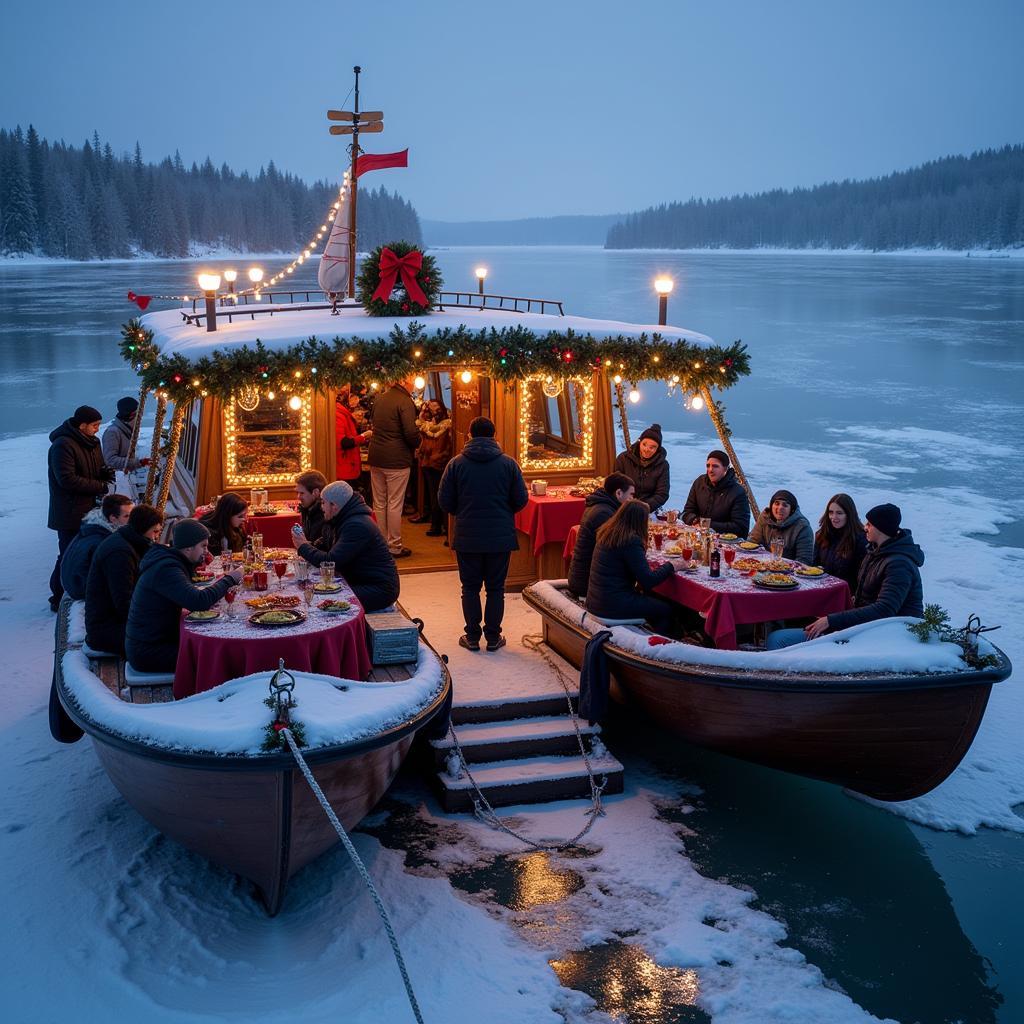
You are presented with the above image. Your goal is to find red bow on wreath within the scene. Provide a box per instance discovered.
[371,248,428,307]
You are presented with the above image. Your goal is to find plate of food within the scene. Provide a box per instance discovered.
[249,608,306,628]
[732,556,766,572]
[759,558,794,573]
[719,533,739,542]
[318,599,352,614]
[678,560,700,573]
[192,571,216,584]
[312,582,343,594]
[244,594,301,610]
[738,541,760,551]
[794,565,826,578]
[752,572,799,590]
[185,609,220,623]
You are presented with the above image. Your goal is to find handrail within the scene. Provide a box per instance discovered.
[435,291,565,316]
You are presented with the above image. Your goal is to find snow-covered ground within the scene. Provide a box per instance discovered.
[0,417,1019,1022]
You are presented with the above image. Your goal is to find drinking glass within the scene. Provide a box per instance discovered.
[666,509,678,525]
[252,533,264,562]
[303,583,315,612]
[295,560,310,584]
[699,517,712,532]
[321,562,335,586]
[653,531,664,552]
[224,587,237,618]
[273,560,288,588]
[723,547,736,570]
[770,538,785,559]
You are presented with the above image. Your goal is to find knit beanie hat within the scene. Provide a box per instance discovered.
[117,396,140,417]
[321,480,354,508]
[71,405,103,427]
[639,424,663,446]
[707,449,730,468]
[866,503,902,537]
[172,518,211,549]
[770,489,799,513]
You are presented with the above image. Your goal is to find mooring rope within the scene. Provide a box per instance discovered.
[442,633,607,851]
[282,728,425,1024]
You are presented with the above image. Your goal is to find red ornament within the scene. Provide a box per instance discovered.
[401,303,410,312]
[173,374,182,383]
[499,348,508,357]
[563,351,573,362]
[648,636,673,647]
[273,721,287,733]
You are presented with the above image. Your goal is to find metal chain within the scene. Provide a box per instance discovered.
[443,634,608,852]
[282,729,424,1024]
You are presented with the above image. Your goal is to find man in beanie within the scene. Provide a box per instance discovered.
[47,405,114,610]
[682,449,751,537]
[767,502,925,649]
[292,480,399,612]
[102,396,151,484]
[438,416,528,652]
[125,519,242,673]
[613,423,670,513]
[748,488,814,563]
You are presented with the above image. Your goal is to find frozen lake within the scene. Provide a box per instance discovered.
[1,248,1022,1023]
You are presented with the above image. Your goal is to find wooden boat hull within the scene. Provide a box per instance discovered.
[524,585,1009,802]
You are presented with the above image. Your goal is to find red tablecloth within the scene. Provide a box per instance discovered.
[563,524,581,562]
[192,505,302,549]
[655,565,851,650]
[173,582,371,698]
[515,492,586,556]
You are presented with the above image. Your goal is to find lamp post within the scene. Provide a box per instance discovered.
[223,268,237,297]
[248,266,264,301]
[654,276,673,326]
[475,266,488,296]
[197,273,221,332]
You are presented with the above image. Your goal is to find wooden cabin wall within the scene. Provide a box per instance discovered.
[592,373,616,475]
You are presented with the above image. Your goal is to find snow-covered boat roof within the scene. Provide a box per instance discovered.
[141,304,716,362]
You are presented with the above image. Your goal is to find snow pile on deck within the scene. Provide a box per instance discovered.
[529,581,978,676]
[60,644,444,755]
[142,304,715,361]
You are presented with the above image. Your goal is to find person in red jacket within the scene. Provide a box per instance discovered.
[335,387,371,493]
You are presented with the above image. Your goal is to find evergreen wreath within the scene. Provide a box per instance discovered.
[357,241,442,317]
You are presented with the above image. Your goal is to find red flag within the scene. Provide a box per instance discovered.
[354,149,408,179]
[127,291,152,311]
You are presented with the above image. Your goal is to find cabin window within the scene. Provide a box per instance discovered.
[224,389,313,486]
[518,375,594,472]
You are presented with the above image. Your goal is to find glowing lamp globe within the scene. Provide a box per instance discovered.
[654,277,674,295]
[690,395,705,411]
[288,396,303,411]
[413,375,426,391]
[223,269,238,283]
[248,267,264,284]
[460,370,473,384]
[628,387,641,404]
[474,267,488,281]
[197,273,221,293]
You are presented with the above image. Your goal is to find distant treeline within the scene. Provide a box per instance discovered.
[606,144,1024,252]
[0,126,422,259]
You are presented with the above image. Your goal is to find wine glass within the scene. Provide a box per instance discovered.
[224,587,237,618]
[652,530,664,552]
[723,547,736,572]
[321,561,335,587]
[302,582,315,613]
[273,560,288,589]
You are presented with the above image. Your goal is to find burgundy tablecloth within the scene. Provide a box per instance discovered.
[655,565,852,650]
[515,493,586,556]
[193,505,302,549]
[563,524,580,562]
[173,587,370,698]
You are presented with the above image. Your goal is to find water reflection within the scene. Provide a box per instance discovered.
[550,941,708,1024]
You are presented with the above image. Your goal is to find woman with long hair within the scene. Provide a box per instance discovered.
[199,492,248,554]
[413,397,453,536]
[586,498,676,635]
[812,493,867,588]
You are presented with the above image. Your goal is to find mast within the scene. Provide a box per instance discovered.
[348,65,361,298]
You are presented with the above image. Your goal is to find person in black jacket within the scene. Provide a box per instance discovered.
[811,493,867,589]
[438,417,529,652]
[125,519,242,673]
[613,424,670,513]
[768,503,925,649]
[586,499,676,636]
[293,480,400,612]
[567,472,635,598]
[681,449,751,537]
[85,504,164,656]
[48,405,115,610]
[295,470,329,550]
[60,493,133,600]
[198,492,248,554]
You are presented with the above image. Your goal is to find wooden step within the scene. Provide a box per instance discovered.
[431,715,600,766]
[437,752,624,812]
[452,691,578,725]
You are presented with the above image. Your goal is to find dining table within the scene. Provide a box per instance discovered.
[193,503,302,548]
[173,574,371,699]
[508,487,588,589]
[654,549,852,650]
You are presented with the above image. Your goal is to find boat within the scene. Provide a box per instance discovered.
[522,580,1011,801]
[51,597,452,915]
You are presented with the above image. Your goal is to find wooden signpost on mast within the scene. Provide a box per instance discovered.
[326,66,385,297]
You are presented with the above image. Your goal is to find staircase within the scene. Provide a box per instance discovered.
[431,690,625,812]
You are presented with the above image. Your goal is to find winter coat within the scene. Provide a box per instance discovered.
[300,498,328,550]
[297,491,399,612]
[367,385,420,470]
[681,468,750,537]
[101,416,140,472]
[749,506,814,563]
[47,419,108,531]
[586,536,675,622]
[614,443,670,513]
[335,401,366,481]
[826,530,925,632]
[201,519,247,554]
[567,489,619,597]
[813,530,868,590]
[85,524,151,656]
[416,417,453,472]
[125,544,235,670]
[60,508,119,599]
[437,437,529,554]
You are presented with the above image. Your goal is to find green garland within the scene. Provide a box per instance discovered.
[356,241,442,316]
[120,318,750,403]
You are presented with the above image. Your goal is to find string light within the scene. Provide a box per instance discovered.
[413,375,426,391]
[460,370,473,384]
[225,388,312,485]
[519,375,594,472]
[628,386,641,404]
[690,394,705,411]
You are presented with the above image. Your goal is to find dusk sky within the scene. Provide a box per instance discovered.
[2,0,1022,221]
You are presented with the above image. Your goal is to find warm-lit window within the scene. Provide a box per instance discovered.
[224,390,312,486]
[519,375,594,472]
